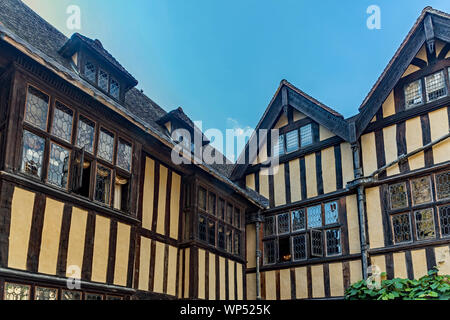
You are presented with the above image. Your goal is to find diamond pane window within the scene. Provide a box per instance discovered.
[292,209,306,231]
[198,187,206,211]
[110,78,120,99]
[277,213,290,234]
[292,234,307,261]
[84,61,96,83]
[286,130,299,153]
[76,116,95,153]
[4,283,30,300]
[389,182,408,210]
[47,143,70,189]
[264,216,276,236]
[326,229,341,256]
[234,208,241,228]
[324,201,339,225]
[273,134,285,156]
[310,230,323,257]
[208,219,215,246]
[435,171,450,200]
[300,124,313,147]
[21,130,45,178]
[425,71,447,102]
[264,240,276,265]
[94,165,112,205]
[414,208,436,240]
[98,128,114,162]
[404,79,423,109]
[307,205,322,228]
[234,231,241,255]
[208,192,216,215]
[25,86,49,130]
[391,213,412,244]
[218,224,225,249]
[35,287,58,300]
[226,229,233,252]
[439,205,450,237]
[61,290,82,300]
[99,69,109,92]
[51,102,73,142]
[117,139,132,171]
[410,176,432,205]
[198,215,207,242]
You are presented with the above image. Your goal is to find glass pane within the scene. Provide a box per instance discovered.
[208,193,216,215]
[435,171,450,200]
[391,213,412,244]
[99,69,109,92]
[106,295,122,300]
[25,86,49,130]
[98,128,114,162]
[307,205,322,228]
[117,139,132,171]
[273,134,284,156]
[208,219,215,246]
[85,293,103,300]
[198,215,207,241]
[110,78,120,99]
[292,209,306,231]
[326,229,341,255]
[410,176,432,205]
[324,201,339,225]
[439,205,450,237]
[61,290,82,300]
[425,71,446,102]
[198,187,206,211]
[285,130,299,153]
[76,116,95,153]
[47,143,70,189]
[226,229,233,252]
[277,213,290,234]
[234,231,241,255]
[35,287,58,300]
[310,230,323,257]
[94,165,111,205]
[264,240,276,264]
[218,198,225,220]
[85,61,96,83]
[4,283,30,300]
[389,182,408,210]
[300,124,313,147]
[51,102,73,142]
[218,224,225,249]
[404,79,423,108]
[227,204,233,225]
[292,234,307,261]
[21,130,45,178]
[415,208,435,240]
[264,216,276,236]
[234,208,240,228]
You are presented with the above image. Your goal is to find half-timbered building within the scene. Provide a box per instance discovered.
[0,1,448,300]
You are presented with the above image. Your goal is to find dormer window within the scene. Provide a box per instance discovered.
[110,78,120,99]
[404,79,423,109]
[85,61,96,83]
[82,61,121,101]
[425,71,447,102]
[98,69,109,92]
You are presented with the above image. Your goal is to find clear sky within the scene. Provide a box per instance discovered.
[22,0,450,158]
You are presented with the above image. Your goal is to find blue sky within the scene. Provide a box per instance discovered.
[23,0,450,157]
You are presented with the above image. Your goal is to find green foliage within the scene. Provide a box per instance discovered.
[345,267,450,300]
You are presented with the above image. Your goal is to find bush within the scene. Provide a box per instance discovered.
[344,267,450,300]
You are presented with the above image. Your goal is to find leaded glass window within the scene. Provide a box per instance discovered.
[94,165,111,205]
[277,213,290,234]
[99,69,109,92]
[324,201,339,225]
[439,205,450,237]
[292,234,307,261]
[310,229,323,257]
[198,215,207,241]
[273,134,285,156]
[286,129,299,153]
[391,213,412,244]
[85,61,96,83]
[389,182,408,210]
[234,208,240,228]
[410,176,432,205]
[292,209,305,231]
[117,139,132,171]
[98,128,114,162]
[307,205,322,228]
[198,187,206,211]
[106,295,122,300]
[218,224,225,249]
[208,192,216,215]
[4,283,30,300]
[85,293,103,300]
[21,130,45,178]
[414,208,435,240]
[61,290,81,300]
[326,229,341,255]
[218,198,225,220]
[227,204,233,225]
[404,79,423,108]
[35,287,58,300]
[435,171,450,200]
[51,102,73,142]
[234,231,241,255]
[76,116,95,153]
[425,71,447,102]
[300,124,313,147]
[264,216,276,236]
[47,143,70,189]
[25,86,49,131]
[110,78,120,99]
[226,229,233,252]
[208,219,215,246]
[264,240,276,264]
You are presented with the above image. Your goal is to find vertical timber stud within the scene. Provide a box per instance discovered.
[255,210,262,300]
[424,14,436,63]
